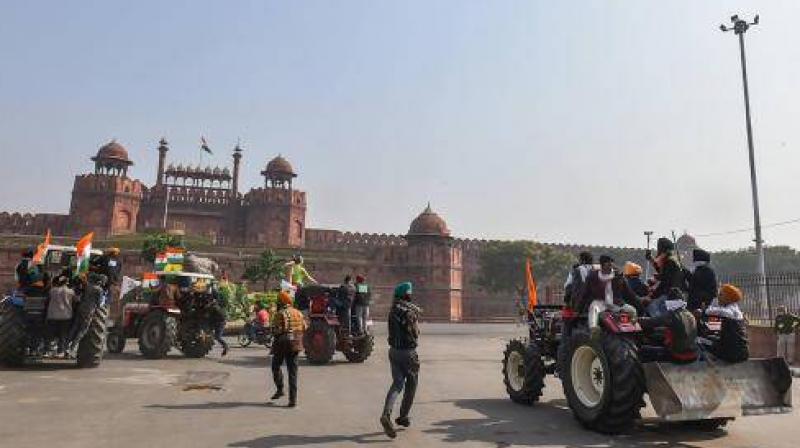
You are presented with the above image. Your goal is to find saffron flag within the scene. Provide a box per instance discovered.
[31,229,52,265]
[75,232,94,276]
[525,258,537,312]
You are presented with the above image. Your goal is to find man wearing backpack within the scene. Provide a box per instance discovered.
[270,291,307,407]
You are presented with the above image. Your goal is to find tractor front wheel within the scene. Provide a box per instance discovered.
[106,328,126,354]
[503,338,546,405]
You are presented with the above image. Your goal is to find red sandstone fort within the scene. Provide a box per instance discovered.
[0,140,662,321]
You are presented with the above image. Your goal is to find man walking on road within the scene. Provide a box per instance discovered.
[380,282,421,439]
[270,291,307,407]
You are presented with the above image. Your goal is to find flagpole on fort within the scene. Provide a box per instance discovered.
[162,186,170,230]
[721,14,770,318]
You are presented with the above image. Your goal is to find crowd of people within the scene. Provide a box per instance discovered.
[14,247,123,359]
[563,237,750,363]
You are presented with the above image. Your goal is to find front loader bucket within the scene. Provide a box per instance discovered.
[643,358,792,421]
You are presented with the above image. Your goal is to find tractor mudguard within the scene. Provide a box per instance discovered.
[644,358,792,421]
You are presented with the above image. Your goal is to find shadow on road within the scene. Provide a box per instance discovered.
[426,398,726,448]
[0,360,81,371]
[228,432,389,447]
[146,401,273,410]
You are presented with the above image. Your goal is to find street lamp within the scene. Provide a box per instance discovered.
[720,14,766,281]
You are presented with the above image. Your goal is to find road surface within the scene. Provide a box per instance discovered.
[0,323,797,447]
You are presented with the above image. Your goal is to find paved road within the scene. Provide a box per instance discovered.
[0,323,797,448]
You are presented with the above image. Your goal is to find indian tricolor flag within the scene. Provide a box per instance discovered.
[75,232,94,276]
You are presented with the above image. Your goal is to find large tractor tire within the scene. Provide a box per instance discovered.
[0,303,27,367]
[178,319,214,358]
[106,328,126,354]
[77,305,108,368]
[561,326,645,434]
[343,332,374,363]
[138,310,177,359]
[304,319,336,365]
[503,338,546,405]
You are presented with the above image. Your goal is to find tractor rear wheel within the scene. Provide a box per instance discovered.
[178,319,214,358]
[0,303,27,367]
[562,326,645,434]
[77,305,108,368]
[503,338,546,405]
[138,310,177,359]
[304,319,336,365]
[343,332,374,363]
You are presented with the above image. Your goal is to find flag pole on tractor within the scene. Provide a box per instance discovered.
[525,258,537,312]
[31,229,51,265]
[75,232,94,277]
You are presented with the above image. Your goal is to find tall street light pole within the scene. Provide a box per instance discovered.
[720,14,767,281]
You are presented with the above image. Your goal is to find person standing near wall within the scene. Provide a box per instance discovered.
[774,305,799,365]
[380,282,421,439]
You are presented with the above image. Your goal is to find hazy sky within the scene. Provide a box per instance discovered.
[2,1,799,251]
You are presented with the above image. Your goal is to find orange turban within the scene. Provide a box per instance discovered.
[719,284,743,305]
[278,291,293,306]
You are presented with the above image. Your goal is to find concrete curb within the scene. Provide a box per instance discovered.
[791,367,800,378]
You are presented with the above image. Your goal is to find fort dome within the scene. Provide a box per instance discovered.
[408,203,450,237]
[265,155,296,177]
[93,140,131,164]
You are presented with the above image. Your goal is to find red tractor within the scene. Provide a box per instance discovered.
[106,272,218,359]
[297,285,374,365]
[503,302,793,434]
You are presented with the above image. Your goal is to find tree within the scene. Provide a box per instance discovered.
[140,232,183,263]
[475,241,574,298]
[242,249,286,291]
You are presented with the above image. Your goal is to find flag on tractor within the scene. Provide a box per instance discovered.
[200,136,212,155]
[525,257,537,312]
[75,232,94,276]
[31,229,52,265]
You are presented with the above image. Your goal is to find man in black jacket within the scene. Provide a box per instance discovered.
[380,282,421,439]
[686,249,718,312]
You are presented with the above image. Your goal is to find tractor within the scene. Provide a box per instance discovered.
[0,245,108,368]
[106,271,219,359]
[502,302,793,434]
[296,284,374,365]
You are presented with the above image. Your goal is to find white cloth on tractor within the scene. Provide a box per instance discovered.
[120,276,140,300]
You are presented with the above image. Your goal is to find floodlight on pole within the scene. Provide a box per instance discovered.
[720,13,769,310]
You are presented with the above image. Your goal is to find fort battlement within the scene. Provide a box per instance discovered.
[243,188,306,207]
[72,174,144,197]
[0,212,69,236]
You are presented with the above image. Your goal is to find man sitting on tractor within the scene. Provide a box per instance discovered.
[645,238,688,318]
[580,255,642,334]
[702,284,749,363]
[16,247,46,296]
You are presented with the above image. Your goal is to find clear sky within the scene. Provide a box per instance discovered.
[1,1,799,251]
